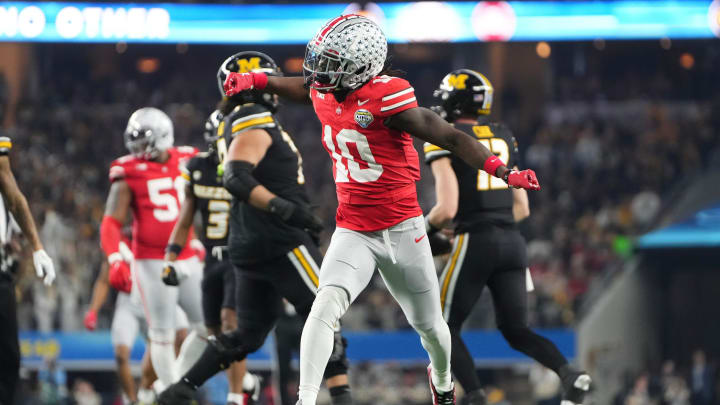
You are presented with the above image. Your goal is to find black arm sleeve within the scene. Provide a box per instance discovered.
[222,160,260,202]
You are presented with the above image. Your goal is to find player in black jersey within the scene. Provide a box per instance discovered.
[424,70,591,405]
[0,136,56,405]
[163,111,259,405]
[160,52,352,405]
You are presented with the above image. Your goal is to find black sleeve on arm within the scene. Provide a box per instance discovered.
[222,160,260,202]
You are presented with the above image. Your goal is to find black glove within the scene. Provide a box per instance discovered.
[269,197,323,234]
[162,262,180,286]
[425,216,452,256]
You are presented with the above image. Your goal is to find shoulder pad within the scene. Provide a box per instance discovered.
[370,76,417,115]
[184,155,203,172]
[109,155,135,182]
[227,103,276,136]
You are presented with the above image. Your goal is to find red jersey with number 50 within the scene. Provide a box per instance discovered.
[108,146,197,259]
[311,75,422,231]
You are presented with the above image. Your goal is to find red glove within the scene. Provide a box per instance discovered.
[84,310,98,331]
[109,260,132,293]
[506,169,541,190]
[223,72,268,97]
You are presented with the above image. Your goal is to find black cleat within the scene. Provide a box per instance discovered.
[158,379,196,405]
[463,389,487,405]
[560,367,592,405]
[427,366,456,405]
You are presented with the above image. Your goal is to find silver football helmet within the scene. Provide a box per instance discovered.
[303,14,387,92]
[124,107,174,160]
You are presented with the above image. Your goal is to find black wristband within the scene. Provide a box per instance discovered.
[502,169,512,183]
[165,243,183,255]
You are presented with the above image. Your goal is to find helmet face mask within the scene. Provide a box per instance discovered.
[203,110,223,155]
[126,129,157,160]
[304,15,387,92]
[303,45,354,91]
[124,107,174,161]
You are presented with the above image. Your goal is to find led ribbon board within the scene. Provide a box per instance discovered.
[0,1,717,43]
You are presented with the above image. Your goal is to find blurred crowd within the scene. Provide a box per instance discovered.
[2,47,719,334]
[612,350,718,405]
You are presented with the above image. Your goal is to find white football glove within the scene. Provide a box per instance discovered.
[33,249,56,286]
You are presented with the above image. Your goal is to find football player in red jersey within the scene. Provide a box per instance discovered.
[223,15,540,405]
[100,107,208,393]
[83,254,193,405]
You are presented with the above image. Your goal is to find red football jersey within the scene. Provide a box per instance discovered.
[311,75,422,231]
[109,146,198,259]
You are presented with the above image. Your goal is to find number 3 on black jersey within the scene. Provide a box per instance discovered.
[207,200,230,239]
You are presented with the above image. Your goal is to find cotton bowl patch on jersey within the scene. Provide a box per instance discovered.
[354,109,374,128]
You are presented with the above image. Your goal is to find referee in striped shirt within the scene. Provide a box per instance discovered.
[0,136,56,405]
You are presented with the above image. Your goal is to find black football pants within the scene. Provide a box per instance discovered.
[439,226,568,393]
[0,279,19,405]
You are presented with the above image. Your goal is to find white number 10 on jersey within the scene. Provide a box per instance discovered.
[323,126,383,183]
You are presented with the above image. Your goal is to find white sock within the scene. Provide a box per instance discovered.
[176,323,208,377]
[418,318,453,392]
[152,379,167,395]
[298,287,349,405]
[242,372,257,391]
[227,392,246,404]
[137,388,156,404]
[148,328,178,388]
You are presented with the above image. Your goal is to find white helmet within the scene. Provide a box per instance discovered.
[124,107,174,160]
[303,14,387,92]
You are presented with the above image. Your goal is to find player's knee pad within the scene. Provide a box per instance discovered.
[497,323,531,350]
[148,328,176,345]
[324,332,350,379]
[309,286,349,330]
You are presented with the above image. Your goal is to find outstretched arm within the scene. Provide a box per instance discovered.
[224,72,311,105]
[266,76,311,105]
[387,107,504,175]
[386,107,540,190]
